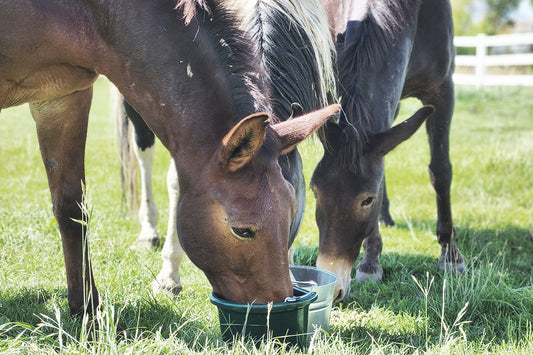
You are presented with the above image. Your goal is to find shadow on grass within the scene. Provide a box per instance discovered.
[0,287,66,327]
[0,287,217,350]
[1,222,531,350]
[293,221,533,347]
[393,218,533,263]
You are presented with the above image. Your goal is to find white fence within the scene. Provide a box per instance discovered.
[453,32,533,88]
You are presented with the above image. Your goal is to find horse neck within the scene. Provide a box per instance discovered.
[338,0,419,135]
[235,0,336,120]
[91,0,265,156]
[331,0,420,173]
[350,45,411,134]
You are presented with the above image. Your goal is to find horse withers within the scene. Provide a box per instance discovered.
[311,0,465,303]
[0,0,339,315]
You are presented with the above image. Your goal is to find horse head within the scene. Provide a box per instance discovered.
[177,104,340,304]
[310,105,434,303]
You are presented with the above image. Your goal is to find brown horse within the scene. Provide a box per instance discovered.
[311,0,465,303]
[0,0,339,315]
[113,0,336,296]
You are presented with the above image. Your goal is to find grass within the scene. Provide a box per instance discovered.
[1,79,532,353]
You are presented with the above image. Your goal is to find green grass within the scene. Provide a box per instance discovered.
[1,79,532,353]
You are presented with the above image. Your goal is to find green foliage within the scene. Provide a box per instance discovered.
[451,0,479,36]
[0,80,532,353]
[452,0,523,35]
[485,0,521,34]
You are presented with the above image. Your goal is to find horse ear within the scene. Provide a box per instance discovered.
[369,105,435,156]
[219,113,270,171]
[272,104,341,155]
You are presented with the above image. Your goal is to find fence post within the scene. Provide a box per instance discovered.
[475,33,487,89]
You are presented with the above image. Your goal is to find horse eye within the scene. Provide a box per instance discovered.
[231,227,256,239]
[361,196,375,207]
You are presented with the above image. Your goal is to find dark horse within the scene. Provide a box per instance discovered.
[311,0,465,303]
[0,0,340,315]
[112,0,336,295]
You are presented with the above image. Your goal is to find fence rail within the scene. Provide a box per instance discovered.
[453,32,533,88]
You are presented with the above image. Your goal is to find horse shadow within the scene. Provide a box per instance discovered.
[2,222,530,348]
[0,287,216,349]
[294,220,533,346]
[391,218,533,270]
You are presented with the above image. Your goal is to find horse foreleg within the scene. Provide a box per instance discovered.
[355,226,383,283]
[379,173,395,226]
[423,78,465,273]
[30,87,99,316]
[123,100,160,248]
[133,143,159,248]
[152,159,184,295]
[379,105,401,227]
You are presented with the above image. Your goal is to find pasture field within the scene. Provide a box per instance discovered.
[0,78,532,354]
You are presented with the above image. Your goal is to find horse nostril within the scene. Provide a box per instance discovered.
[230,227,256,239]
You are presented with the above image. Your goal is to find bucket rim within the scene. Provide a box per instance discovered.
[289,264,338,284]
[210,286,317,313]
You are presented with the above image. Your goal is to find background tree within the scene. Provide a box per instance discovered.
[451,0,523,35]
[484,0,521,34]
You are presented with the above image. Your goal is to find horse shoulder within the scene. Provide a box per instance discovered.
[0,2,101,108]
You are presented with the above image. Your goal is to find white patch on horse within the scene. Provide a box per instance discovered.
[134,145,159,246]
[349,0,370,21]
[153,159,185,295]
[186,63,194,78]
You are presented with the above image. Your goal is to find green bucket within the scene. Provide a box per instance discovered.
[210,286,317,347]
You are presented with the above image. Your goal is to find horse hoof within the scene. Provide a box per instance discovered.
[438,258,466,274]
[438,250,466,273]
[355,270,382,283]
[136,236,160,250]
[355,262,383,282]
[151,279,183,296]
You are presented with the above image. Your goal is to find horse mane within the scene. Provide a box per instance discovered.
[334,0,415,172]
[176,0,272,120]
[177,0,336,159]
[227,0,337,119]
